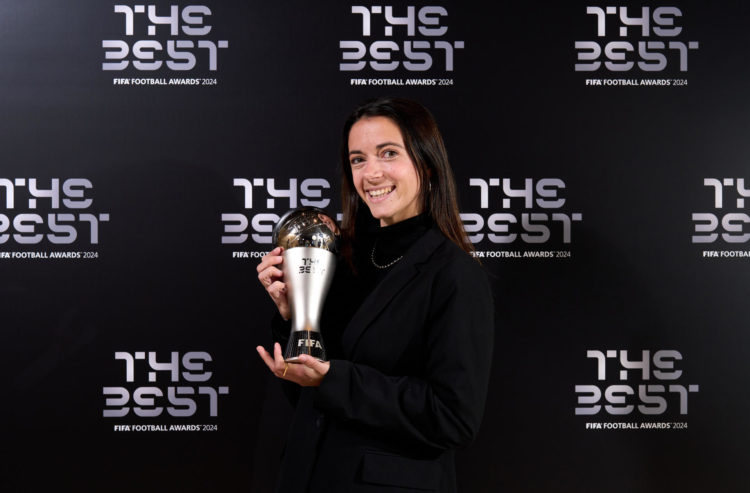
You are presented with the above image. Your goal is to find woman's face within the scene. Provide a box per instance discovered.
[348,116,422,227]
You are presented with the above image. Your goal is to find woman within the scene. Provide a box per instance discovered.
[256,97,494,492]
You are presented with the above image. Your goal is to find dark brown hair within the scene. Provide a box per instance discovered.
[339,97,475,265]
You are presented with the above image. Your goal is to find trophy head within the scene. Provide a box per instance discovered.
[272,207,340,253]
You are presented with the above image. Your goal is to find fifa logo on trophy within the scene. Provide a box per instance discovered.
[272,207,339,362]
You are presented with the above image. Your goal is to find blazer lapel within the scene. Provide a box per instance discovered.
[341,228,444,357]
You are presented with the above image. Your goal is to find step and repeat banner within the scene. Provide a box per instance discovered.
[2,1,748,491]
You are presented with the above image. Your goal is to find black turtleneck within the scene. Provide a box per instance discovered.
[313,213,432,358]
[357,212,432,284]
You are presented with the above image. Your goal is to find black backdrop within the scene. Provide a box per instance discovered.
[2,1,749,492]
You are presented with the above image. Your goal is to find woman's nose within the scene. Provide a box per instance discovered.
[364,159,383,179]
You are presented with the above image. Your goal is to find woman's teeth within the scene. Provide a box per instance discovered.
[368,187,394,197]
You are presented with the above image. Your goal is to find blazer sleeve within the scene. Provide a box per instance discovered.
[313,260,495,451]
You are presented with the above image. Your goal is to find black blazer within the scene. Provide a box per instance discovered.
[275,227,495,493]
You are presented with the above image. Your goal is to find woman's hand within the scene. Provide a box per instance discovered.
[256,342,330,387]
[257,246,290,320]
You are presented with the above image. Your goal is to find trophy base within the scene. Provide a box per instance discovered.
[284,330,327,363]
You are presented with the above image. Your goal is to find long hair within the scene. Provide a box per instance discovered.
[339,97,475,266]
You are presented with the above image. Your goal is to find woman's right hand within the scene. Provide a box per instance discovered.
[257,246,290,320]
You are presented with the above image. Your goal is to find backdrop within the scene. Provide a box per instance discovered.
[2,1,748,491]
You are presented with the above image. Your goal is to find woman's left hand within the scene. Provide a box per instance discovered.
[256,342,330,387]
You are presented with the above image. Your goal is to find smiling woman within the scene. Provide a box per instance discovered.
[348,115,422,226]
[338,97,476,267]
[256,97,494,493]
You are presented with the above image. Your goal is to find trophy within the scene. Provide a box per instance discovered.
[272,207,339,363]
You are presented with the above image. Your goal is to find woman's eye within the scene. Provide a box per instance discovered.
[382,149,397,159]
[350,157,364,166]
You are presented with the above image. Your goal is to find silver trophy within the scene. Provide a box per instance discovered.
[272,207,339,363]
